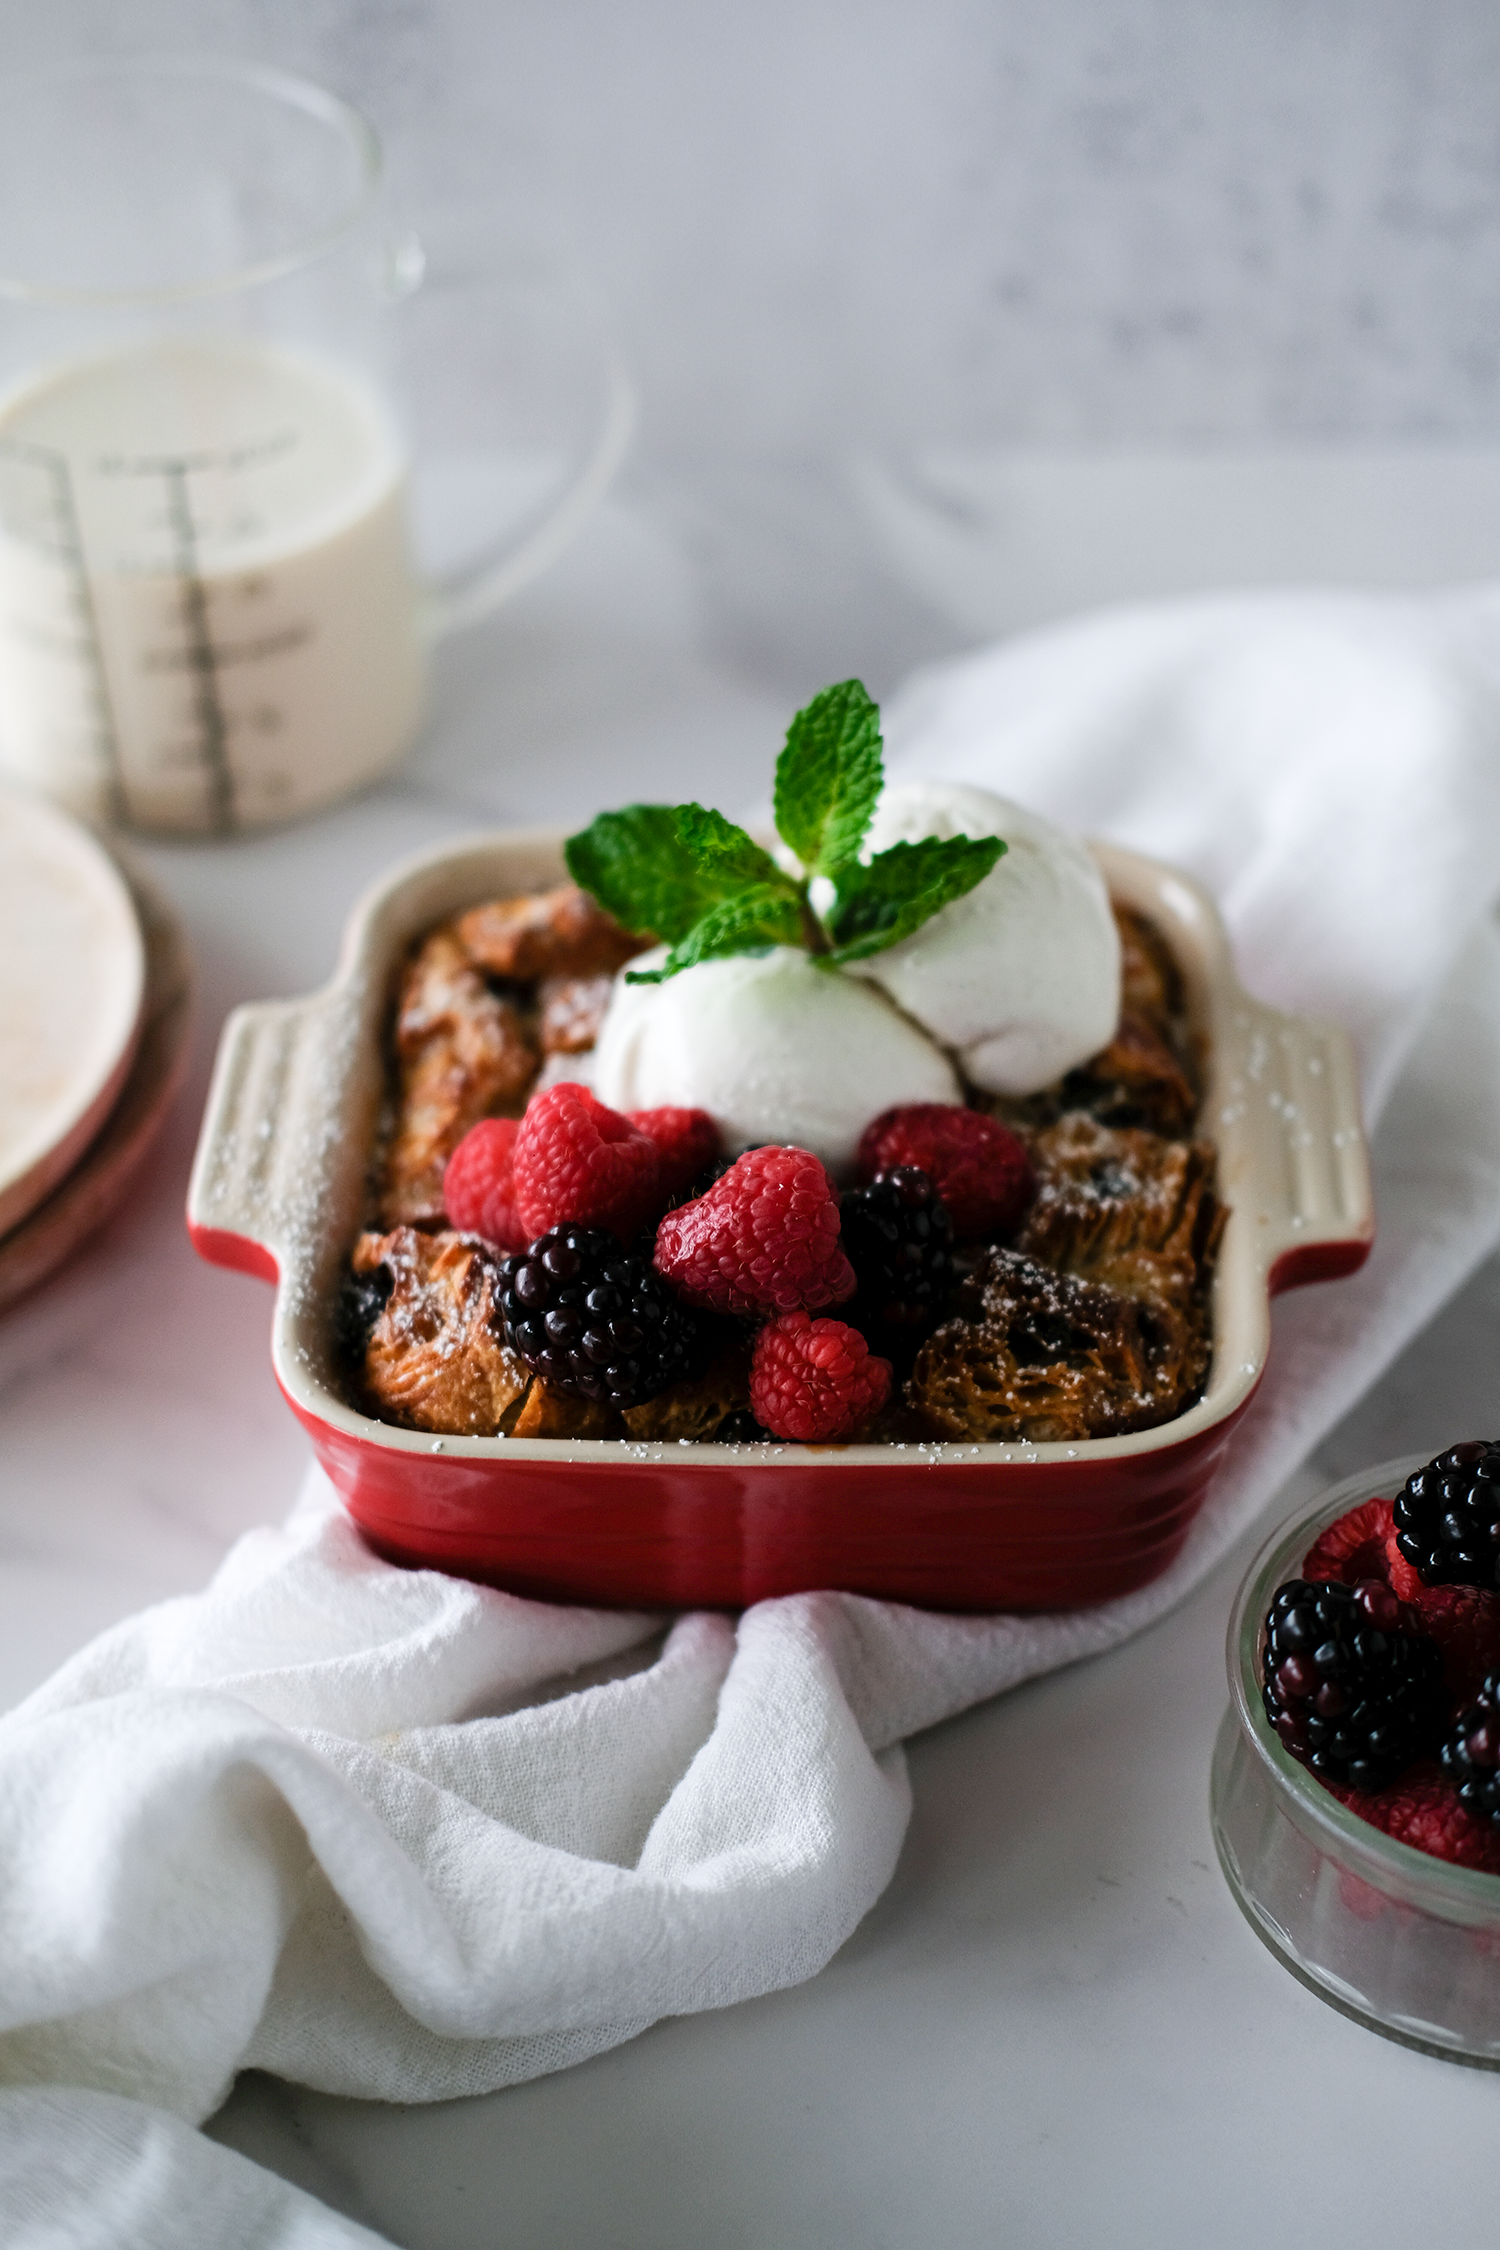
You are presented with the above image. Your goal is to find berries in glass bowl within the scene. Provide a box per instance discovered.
[1392,1440,1500,1588]
[1214,1447,1500,2067]
[1260,1576,1446,1794]
[1252,1447,1500,1852]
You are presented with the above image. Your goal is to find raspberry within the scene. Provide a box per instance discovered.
[1261,1576,1445,1792]
[668,1145,766,1211]
[1303,1497,1397,1589]
[749,1311,892,1442]
[857,1104,1034,1242]
[1327,1759,1500,1875]
[1300,1497,1500,1707]
[627,1107,722,1201]
[1406,1584,1500,1709]
[839,1167,954,1332]
[443,1117,527,1250]
[498,1224,699,1406]
[1392,1439,1500,1588]
[653,1145,856,1315]
[1382,1525,1425,1603]
[512,1082,663,1244]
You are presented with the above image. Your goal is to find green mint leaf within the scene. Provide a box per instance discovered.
[629,885,807,982]
[565,805,758,945]
[570,685,1002,984]
[675,803,797,897]
[826,834,1005,963]
[772,679,884,877]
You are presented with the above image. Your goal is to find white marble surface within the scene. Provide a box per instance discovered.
[8,5,1500,2239]
[16,0,1495,459]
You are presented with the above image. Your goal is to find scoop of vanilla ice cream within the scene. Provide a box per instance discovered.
[847,779,1121,1095]
[591,945,961,1176]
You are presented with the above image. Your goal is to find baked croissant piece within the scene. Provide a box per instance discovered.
[378,935,540,1225]
[908,1113,1223,1443]
[377,886,646,1227]
[1019,1112,1223,1325]
[454,884,646,982]
[353,1227,530,1435]
[908,1247,1167,1444]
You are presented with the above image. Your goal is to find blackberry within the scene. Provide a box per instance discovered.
[715,1408,772,1443]
[838,1167,954,1331]
[1261,1576,1445,1792]
[1393,1440,1500,1587]
[332,1260,393,1370]
[498,1224,700,1408]
[1440,1673,1500,1824]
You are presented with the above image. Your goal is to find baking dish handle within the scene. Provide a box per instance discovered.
[187,990,349,1285]
[1216,994,1375,1296]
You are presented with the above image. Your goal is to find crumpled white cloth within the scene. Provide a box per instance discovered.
[8,584,1500,2249]
[884,584,1500,1114]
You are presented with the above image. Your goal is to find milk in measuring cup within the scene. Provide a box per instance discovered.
[0,338,426,832]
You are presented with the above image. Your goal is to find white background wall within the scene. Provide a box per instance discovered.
[8,1,1500,693]
[17,1,1500,445]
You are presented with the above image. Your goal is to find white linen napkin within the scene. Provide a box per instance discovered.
[7,583,1500,2248]
[884,584,1500,1117]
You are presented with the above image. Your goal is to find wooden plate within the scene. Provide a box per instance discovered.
[0,859,191,1314]
[0,789,146,1237]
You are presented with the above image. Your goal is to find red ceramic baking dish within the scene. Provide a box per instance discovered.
[187,830,1374,1613]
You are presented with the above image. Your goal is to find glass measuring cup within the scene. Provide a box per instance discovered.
[0,58,632,836]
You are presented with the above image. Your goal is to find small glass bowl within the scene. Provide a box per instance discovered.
[1212,1453,1500,2067]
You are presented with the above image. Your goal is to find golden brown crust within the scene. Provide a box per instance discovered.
[907,1110,1225,1442]
[454,885,647,983]
[908,1248,1163,1443]
[378,931,541,1225]
[509,1379,624,1440]
[355,1227,531,1436]
[1016,1112,1223,1411]
[1055,1010,1198,1138]
[1114,902,1185,1037]
[620,1346,752,1442]
[1019,1113,1222,1315]
[538,972,616,1056]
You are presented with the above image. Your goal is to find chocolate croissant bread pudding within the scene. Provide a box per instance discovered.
[335,682,1226,1449]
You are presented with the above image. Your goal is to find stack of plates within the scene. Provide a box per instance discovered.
[0,787,191,1312]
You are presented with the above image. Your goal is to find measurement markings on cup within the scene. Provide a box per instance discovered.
[102,431,307,836]
[0,341,417,833]
[153,457,237,836]
[0,437,127,826]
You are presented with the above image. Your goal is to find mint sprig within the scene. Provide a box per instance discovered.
[824,834,1006,963]
[773,679,884,877]
[628,885,808,984]
[562,678,1005,985]
[675,803,793,897]
[563,804,730,945]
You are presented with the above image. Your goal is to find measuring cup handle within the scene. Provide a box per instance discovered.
[418,342,636,642]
